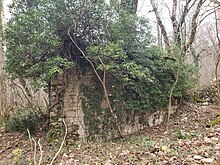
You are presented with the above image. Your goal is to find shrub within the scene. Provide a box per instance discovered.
[4,109,46,135]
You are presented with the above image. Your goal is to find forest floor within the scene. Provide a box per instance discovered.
[0,102,220,164]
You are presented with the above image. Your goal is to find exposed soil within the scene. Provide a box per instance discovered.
[0,102,220,164]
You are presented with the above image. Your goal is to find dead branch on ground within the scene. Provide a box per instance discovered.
[49,118,67,165]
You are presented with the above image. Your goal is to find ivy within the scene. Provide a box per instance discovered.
[4,0,197,139]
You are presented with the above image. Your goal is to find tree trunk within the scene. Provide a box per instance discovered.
[150,0,170,50]
[121,0,138,14]
[214,4,220,98]
[0,0,5,116]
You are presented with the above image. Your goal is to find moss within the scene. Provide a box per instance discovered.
[47,126,64,143]
[193,96,207,103]
[208,114,220,127]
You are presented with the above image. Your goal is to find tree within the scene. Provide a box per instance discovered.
[5,0,196,137]
[0,0,4,116]
[213,2,220,96]
[150,0,214,53]
[149,0,210,122]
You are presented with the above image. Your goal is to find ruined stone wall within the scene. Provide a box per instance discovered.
[63,74,92,140]
[49,70,177,141]
[49,71,92,141]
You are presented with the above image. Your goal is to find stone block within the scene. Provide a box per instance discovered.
[65,111,76,117]
[50,112,56,117]
[64,118,70,124]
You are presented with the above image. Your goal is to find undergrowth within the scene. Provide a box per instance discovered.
[4,108,46,135]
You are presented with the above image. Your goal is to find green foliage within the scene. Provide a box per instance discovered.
[177,129,192,139]
[177,130,191,139]
[12,148,21,165]
[81,80,114,140]
[5,0,196,100]
[5,8,61,80]
[5,109,45,135]
[5,0,197,138]
[5,0,108,85]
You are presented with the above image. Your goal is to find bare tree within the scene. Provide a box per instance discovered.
[150,0,170,50]
[150,0,207,53]
[213,3,220,97]
[149,0,210,124]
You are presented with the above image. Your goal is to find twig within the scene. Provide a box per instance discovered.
[0,146,12,154]
[27,129,33,152]
[27,129,37,165]
[27,129,44,165]
[49,119,67,165]
[32,137,37,165]
[10,80,35,111]
[38,139,43,165]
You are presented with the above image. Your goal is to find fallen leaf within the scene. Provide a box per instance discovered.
[201,158,214,163]
[193,155,204,160]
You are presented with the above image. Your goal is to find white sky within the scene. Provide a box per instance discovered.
[3,0,160,24]
[2,0,214,37]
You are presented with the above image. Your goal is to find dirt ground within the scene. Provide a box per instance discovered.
[0,102,219,164]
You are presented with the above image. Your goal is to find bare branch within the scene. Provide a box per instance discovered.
[184,0,206,51]
[49,119,67,165]
[32,138,37,165]
[150,0,170,50]
[178,0,193,30]
[171,0,178,43]
[214,3,220,97]
[10,80,34,109]
[211,0,220,5]
[27,129,35,165]
[38,139,43,165]
[68,24,103,84]
[199,5,220,24]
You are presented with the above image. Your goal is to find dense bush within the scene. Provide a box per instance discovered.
[5,0,197,109]
[4,0,197,139]
[5,109,46,135]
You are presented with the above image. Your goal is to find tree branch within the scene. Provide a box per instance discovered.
[38,139,43,165]
[68,23,124,139]
[150,0,170,50]
[49,119,67,165]
[183,0,205,52]
[171,0,178,44]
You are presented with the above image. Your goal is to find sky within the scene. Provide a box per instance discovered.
[2,0,12,23]
[2,0,212,37]
[2,0,161,25]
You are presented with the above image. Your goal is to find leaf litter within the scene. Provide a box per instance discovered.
[0,103,219,164]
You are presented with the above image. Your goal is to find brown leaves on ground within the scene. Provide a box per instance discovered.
[0,103,220,164]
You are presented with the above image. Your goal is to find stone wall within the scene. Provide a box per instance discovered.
[49,71,92,141]
[63,73,92,140]
[49,70,177,141]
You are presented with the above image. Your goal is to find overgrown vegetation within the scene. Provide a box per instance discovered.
[4,109,46,135]
[1,102,220,164]
[4,0,197,137]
